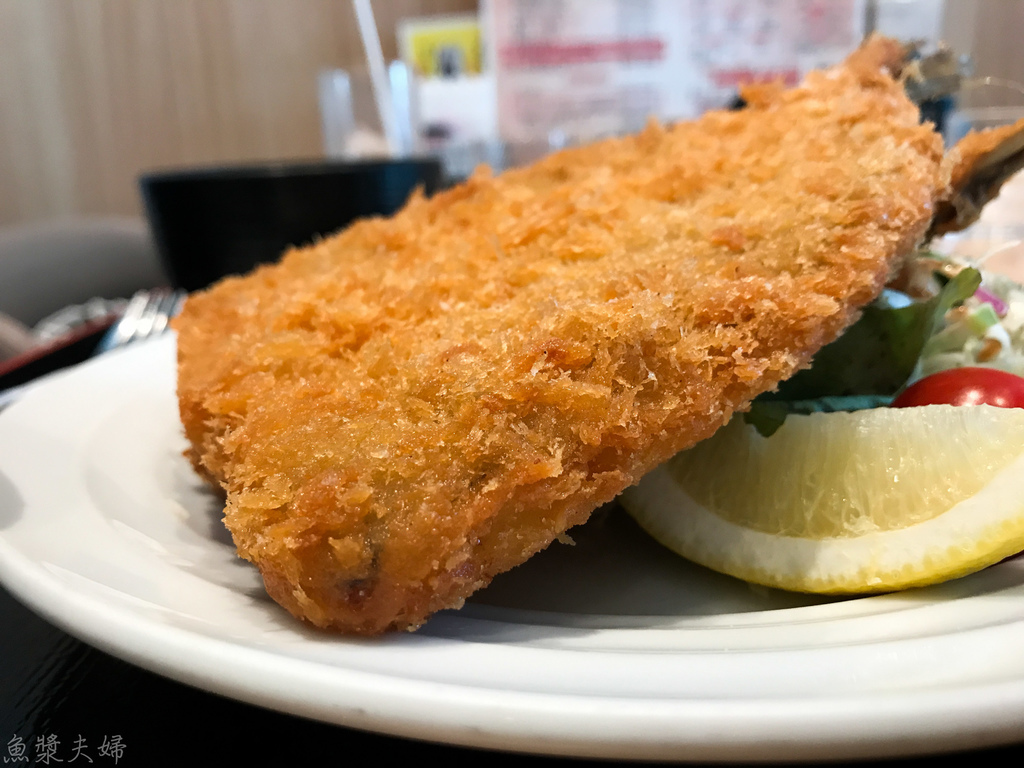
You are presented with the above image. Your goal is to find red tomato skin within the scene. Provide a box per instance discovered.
[892,367,1024,408]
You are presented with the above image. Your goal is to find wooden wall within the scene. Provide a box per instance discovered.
[1,0,1021,227]
[0,0,476,226]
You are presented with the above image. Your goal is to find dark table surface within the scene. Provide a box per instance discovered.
[3,580,1024,767]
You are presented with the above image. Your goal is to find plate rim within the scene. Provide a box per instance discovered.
[3,337,1024,761]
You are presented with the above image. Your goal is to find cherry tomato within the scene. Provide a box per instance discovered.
[891,367,1024,408]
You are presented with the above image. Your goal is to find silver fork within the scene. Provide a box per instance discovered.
[0,288,186,411]
[96,288,185,353]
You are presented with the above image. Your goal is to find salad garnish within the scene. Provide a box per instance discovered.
[746,252,1024,436]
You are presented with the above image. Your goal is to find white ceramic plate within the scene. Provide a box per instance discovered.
[3,335,1024,762]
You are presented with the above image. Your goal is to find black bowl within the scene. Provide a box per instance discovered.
[139,158,443,292]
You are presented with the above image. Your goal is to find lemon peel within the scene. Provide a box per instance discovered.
[621,405,1024,593]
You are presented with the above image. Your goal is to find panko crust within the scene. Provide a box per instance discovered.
[174,37,946,634]
[930,116,1024,236]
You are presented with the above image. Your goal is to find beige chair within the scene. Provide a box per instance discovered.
[0,216,169,361]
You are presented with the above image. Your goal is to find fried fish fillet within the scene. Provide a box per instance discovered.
[175,37,947,634]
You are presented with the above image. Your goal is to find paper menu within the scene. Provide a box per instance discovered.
[482,0,868,145]
[483,0,693,144]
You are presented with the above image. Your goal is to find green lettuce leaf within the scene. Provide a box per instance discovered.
[765,267,980,401]
[745,266,981,436]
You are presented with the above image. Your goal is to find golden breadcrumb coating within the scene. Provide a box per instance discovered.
[930,116,1024,236]
[174,37,946,634]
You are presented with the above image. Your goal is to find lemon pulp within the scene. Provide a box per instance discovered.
[621,405,1024,593]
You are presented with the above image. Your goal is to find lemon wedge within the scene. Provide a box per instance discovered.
[620,405,1024,593]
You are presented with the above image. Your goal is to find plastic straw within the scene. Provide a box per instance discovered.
[318,69,354,158]
[352,0,400,155]
[388,60,415,155]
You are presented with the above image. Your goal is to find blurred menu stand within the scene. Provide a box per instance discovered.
[318,8,499,184]
[319,0,951,184]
